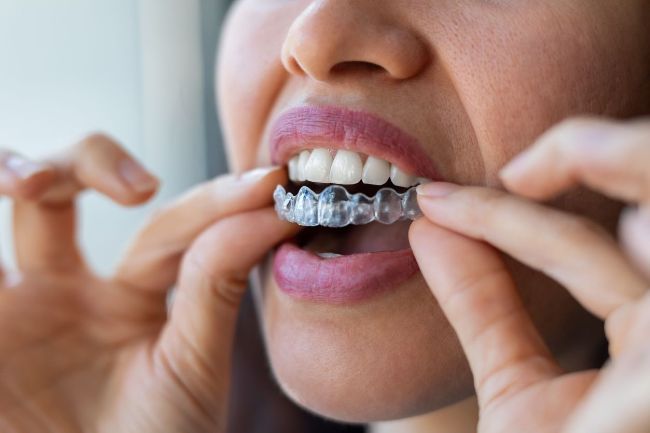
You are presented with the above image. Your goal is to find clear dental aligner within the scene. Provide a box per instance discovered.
[274,184,422,228]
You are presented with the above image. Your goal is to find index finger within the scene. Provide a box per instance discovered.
[499,117,650,205]
[154,208,299,416]
[409,219,561,409]
[12,134,159,274]
[415,184,648,319]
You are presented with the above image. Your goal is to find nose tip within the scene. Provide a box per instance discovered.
[281,2,430,82]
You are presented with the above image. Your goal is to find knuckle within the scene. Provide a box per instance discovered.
[551,213,609,245]
[182,249,246,311]
[75,132,122,154]
[154,344,221,428]
[13,182,44,201]
[211,275,247,310]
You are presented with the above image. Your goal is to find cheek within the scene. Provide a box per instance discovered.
[431,3,650,185]
[217,2,296,171]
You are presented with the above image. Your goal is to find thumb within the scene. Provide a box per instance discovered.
[409,218,560,409]
[154,207,298,424]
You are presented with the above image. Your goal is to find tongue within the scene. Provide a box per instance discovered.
[304,221,412,255]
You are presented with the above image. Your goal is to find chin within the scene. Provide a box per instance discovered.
[255,257,475,423]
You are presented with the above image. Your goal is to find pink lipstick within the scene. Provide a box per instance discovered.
[270,105,440,180]
[273,244,419,303]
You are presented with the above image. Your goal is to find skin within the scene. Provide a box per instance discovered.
[0,2,648,433]
[0,137,299,433]
[410,119,650,432]
[218,0,650,424]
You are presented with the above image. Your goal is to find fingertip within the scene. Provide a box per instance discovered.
[237,165,286,184]
[408,218,459,267]
[117,158,160,194]
[498,152,534,189]
[416,181,460,199]
[407,217,430,247]
[87,157,160,207]
[198,166,288,214]
[70,133,161,206]
[241,206,301,240]
[619,205,650,279]
[498,157,556,201]
[408,219,430,263]
[233,165,288,198]
[115,184,160,207]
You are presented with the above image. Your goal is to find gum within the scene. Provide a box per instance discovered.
[274,184,422,227]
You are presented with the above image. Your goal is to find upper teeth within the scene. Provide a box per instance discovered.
[288,148,429,188]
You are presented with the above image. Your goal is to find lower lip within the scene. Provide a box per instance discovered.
[272,243,419,304]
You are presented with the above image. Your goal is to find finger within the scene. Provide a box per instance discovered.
[563,344,650,433]
[416,183,648,318]
[606,293,650,358]
[0,150,58,200]
[0,151,58,275]
[13,133,159,274]
[113,166,286,295]
[409,219,560,409]
[0,151,58,276]
[153,208,298,421]
[619,205,650,281]
[499,117,650,204]
[41,133,159,206]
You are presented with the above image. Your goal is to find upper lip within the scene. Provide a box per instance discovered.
[269,105,442,180]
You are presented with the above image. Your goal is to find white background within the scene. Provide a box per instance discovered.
[0,0,228,274]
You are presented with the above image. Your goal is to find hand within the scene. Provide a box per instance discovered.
[409,118,650,433]
[0,134,297,433]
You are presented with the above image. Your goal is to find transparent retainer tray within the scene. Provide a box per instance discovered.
[274,184,422,228]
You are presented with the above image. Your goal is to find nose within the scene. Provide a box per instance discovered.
[281,1,429,82]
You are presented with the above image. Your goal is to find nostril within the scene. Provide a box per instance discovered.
[330,61,387,77]
[286,56,306,76]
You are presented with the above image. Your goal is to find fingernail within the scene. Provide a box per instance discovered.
[119,158,159,193]
[416,181,460,198]
[239,166,282,182]
[5,155,47,180]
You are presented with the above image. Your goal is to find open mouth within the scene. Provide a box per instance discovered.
[275,148,425,228]
[269,106,440,304]
[276,146,427,255]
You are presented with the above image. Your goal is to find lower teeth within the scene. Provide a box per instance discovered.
[274,184,421,228]
[317,252,343,259]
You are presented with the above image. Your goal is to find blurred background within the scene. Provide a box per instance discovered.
[0,0,232,274]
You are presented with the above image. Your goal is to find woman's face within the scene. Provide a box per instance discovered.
[217,0,650,423]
